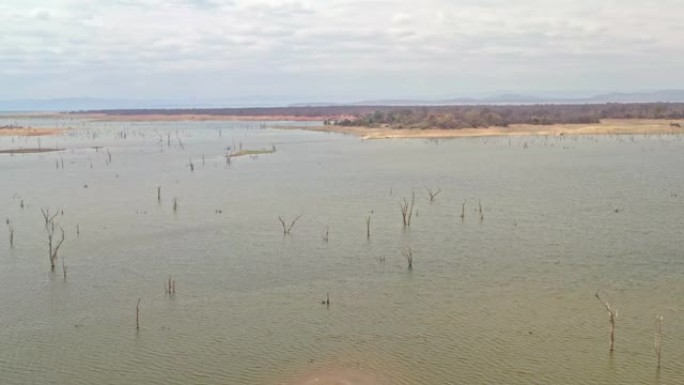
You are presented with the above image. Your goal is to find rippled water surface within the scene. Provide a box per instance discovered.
[1,116,684,384]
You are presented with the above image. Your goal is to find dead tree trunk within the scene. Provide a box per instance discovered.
[166,275,176,295]
[41,208,65,271]
[655,315,663,369]
[403,247,413,270]
[426,187,441,202]
[136,298,141,330]
[366,214,372,239]
[595,293,617,353]
[278,215,302,235]
[400,192,415,227]
[322,224,329,243]
[460,199,468,220]
[6,219,14,249]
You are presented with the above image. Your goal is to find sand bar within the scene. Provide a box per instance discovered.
[0,126,65,136]
[0,148,65,154]
[276,119,684,139]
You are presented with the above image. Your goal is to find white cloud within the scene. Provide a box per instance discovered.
[0,0,683,100]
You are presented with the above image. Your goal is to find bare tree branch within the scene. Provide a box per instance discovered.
[278,215,302,235]
[426,186,441,202]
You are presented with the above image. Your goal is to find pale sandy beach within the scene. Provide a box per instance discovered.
[0,126,65,137]
[277,119,684,139]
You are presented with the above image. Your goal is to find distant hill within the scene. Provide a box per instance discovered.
[3,90,684,112]
[352,91,684,106]
[0,97,293,112]
[0,98,166,112]
[588,90,684,103]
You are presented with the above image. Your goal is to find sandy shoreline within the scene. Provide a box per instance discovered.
[276,119,684,139]
[2,115,683,139]
[0,147,65,154]
[0,127,65,137]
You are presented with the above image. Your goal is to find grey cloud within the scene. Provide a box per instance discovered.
[0,0,683,100]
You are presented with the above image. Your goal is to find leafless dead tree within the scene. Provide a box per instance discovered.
[478,199,484,221]
[157,186,161,202]
[595,292,617,353]
[426,186,441,202]
[278,215,302,235]
[173,197,178,212]
[322,224,329,243]
[366,214,372,239]
[6,219,14,249]
[655,315,663,369]
[165,275,176,295]
[41,208,65,271]
[41,207,58,227]
[136,298,141,330]
[460,199,468,220]
[403,247,413,270]
[400,192,415,227]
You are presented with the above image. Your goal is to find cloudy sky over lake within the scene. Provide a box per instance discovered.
[1,0,683,102]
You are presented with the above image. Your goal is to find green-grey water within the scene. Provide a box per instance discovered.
[1,116,683,384]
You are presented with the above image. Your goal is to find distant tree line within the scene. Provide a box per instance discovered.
[80,103,684,129]
[332,103,684,129]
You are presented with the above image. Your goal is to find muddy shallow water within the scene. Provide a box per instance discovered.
[1,117,683,384]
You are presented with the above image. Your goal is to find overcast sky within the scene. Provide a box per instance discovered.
[1,0,683,102]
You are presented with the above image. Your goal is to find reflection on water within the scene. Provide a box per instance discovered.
[1,117,684,384]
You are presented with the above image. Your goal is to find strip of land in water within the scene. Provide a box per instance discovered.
[0,126,65,137]
[0,148,64,154]
[5,103,684,139]
[226,149,276,158]
[278,119,684,139]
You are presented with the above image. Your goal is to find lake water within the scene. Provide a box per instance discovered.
[1,117,683,384]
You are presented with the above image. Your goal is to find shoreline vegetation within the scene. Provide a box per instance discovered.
[70,103,684,126]
[2,103,684,138]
